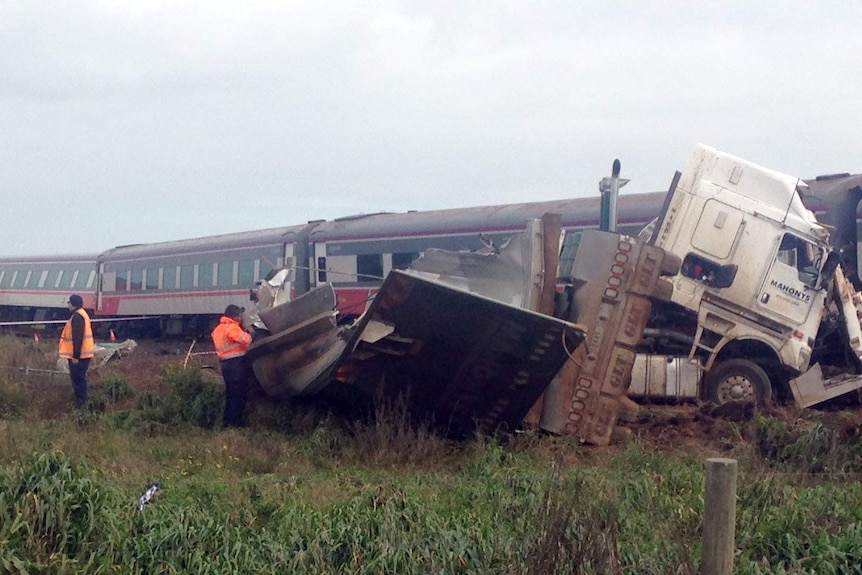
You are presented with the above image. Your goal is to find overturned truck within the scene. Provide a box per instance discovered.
[245,144,862,445]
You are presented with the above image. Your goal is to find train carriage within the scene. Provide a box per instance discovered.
[1,191,669,333]
[0,254,100,323]
[307,192,667,316]
[96,224,313,335]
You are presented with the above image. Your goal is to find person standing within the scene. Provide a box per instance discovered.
[58,294,95,408]
[211,304,253,427]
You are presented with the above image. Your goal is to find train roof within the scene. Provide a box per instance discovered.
[309,191,667,241]
[98,224,311,261]
[0,253,100,265]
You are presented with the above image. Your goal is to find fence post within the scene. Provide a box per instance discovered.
[702,457,737,575]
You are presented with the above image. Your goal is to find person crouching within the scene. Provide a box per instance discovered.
[211,304,252,427]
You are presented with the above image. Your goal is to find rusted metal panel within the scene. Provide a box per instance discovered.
[524,213,563,426]
[539,230,673,445]
[336,271,586,438]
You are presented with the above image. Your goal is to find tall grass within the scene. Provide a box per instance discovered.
[1,349,861,573]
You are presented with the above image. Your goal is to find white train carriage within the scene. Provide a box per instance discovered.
[96,224,315,334]
[0,254,100,323]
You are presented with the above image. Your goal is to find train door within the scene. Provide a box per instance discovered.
[311,241,328,289]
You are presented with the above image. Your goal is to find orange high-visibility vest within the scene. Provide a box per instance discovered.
[211,316,252,360]
[59,308,95,360]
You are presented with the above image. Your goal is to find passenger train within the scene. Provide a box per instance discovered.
[0,191,671,336]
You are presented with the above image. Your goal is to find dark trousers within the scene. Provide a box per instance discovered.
[220,356,250,427]
[68,358,91,408]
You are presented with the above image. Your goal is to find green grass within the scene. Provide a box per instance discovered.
[1,348,862,573]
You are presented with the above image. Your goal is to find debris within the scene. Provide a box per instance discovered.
[137,481,160,511]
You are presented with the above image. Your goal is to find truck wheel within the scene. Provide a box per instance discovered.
[706,359,773,404]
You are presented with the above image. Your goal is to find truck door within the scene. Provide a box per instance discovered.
[756,233,823,323]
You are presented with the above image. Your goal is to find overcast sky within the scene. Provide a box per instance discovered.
[2,1,860,256]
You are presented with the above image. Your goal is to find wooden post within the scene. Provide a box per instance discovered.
[702,458,737,575]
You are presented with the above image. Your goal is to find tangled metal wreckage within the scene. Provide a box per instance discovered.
[247,144,862,445]
[246,211,668,446]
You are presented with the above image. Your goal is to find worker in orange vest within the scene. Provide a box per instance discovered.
[211,304,253,427]
[59,294,95,408]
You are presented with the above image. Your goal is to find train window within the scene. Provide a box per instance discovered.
[180,265,194,289]
[9,271,21,288]
[84,270,96,289]
[131,269,143,291]
[45,269,60,289]
[392,252,419,270]
[217,261,234,286]
[238,259,255,287]
[163,266,177,290]
[22,270,34,287]
[259,259,274,282]
[356,254,383,283]
[199,263,214,288]
[114,271,127,292]
[36,270,48,288]
[317,257,327,282]
[0,270,6,287]
[58,270,75,289]
[145,268,158,290]
[70,270,81,288]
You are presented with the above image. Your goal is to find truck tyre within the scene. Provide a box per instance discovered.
[706,359,773,405]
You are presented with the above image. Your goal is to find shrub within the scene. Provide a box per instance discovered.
[132,363,223,429]
[97,372,136,403]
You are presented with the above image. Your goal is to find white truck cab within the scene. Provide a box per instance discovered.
[650,144,847,405]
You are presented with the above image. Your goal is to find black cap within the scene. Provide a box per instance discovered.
[224,304,245,318]
[68,294,84,308]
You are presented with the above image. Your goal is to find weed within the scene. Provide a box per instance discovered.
[754,414,862,474]
[348,392,452,468]
[130,362,223,429]
[96,372,136,402]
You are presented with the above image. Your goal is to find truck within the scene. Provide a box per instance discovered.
[534,144,862,444]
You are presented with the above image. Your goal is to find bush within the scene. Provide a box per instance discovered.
[132,363,223,429]
[96,372,136,403]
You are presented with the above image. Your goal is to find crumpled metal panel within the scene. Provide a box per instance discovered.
[247,284,345,398]
[337,271,586,438]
